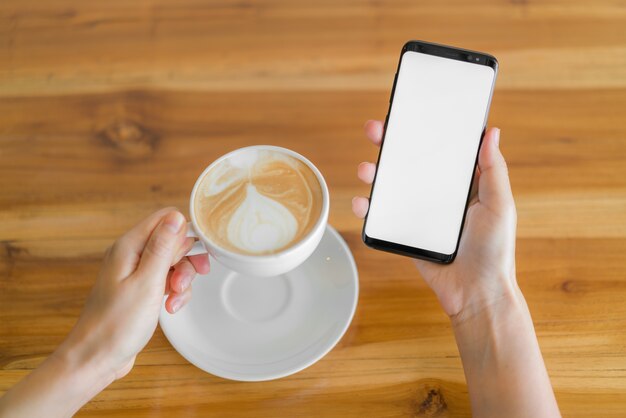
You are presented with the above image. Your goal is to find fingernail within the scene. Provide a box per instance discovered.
[171,298,182,313]
[493,128,501,148]
[163,211,184,234]
[352,196,358,206]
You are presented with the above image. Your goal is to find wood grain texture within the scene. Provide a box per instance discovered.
[1,0,625,416]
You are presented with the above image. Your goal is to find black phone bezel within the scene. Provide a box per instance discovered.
[361,40,499,264]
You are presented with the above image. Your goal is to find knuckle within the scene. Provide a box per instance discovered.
[181,258,195,271]
[109,239,127,259]
[147,232,173,258]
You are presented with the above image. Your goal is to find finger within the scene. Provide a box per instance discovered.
[188,253,210,275]
[352,196,369,219]
[477,128,515,212]
[165,268,174,295]
[106,207,180,279]
[364,120,384,146]
[166,286,192,314]
[357,162,376,184]
[134,211,187,285]
[165,252,209,296]
[468,166,481,206]
[169,258,196,293]
[172,237,195,266]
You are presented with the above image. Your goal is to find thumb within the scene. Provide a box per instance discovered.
[135,211,186,282]
[477,128,514,212]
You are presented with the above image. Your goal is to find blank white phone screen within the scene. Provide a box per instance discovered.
[365,51,495,255]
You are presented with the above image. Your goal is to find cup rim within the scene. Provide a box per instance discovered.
[189,145,330,261]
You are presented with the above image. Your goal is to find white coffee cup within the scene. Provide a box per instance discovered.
[185,145,329,277]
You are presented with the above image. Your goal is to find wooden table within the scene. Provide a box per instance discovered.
[1,1,625,416]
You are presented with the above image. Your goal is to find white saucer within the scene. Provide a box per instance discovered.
[159,225,359,381]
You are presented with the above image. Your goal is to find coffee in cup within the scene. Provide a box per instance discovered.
[193,148,323,255]
[186,146,329,277]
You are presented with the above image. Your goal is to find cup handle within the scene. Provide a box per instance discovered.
[185,222,208,256]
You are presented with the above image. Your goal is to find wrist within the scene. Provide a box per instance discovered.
[55,329,117,392]
[450,269,526,325]
[451,281,530,334]
[0,337,115,418]
[449,280,560,417]
[450,283,538,369]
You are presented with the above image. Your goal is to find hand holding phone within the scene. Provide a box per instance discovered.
[352,42,560,418]
[353,124,561,418]
[352,121,560,418]
[354,123,516,319]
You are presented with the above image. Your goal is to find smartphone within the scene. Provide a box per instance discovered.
[362,40,498,263]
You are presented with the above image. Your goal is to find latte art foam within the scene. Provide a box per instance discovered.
[194,149,323,255]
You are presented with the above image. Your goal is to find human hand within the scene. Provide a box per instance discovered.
[353,121,518,323]
[352,121,561,418]
[0,209,210,417]
[58,208,210,381]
